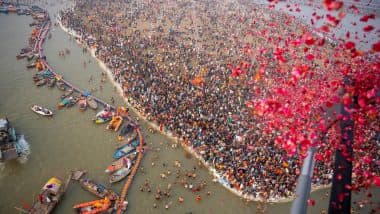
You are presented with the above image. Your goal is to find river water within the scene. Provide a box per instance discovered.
[0,1,378,214]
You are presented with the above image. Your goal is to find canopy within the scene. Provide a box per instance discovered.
[82,91,91,97]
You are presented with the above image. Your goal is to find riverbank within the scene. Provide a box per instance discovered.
[56,15,332,203]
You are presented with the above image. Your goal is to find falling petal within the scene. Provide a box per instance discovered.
[363,25,374,32]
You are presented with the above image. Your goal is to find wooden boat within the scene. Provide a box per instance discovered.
[17,9,26,15]
[105,156,132,174]
[33,75,43,82]
[16,53,27,60]
[116,106,129,118]
[0,7,8,13]
[61,88,73,99]
[117,123,134,141]
[109,167,131,184]
[113,144,135,159]
[27,53,38,61]
[28,177,65,214]
[26,62,37,69]
[56,80,66,91]
[35,78,47,87]
[78,97,87,111]
[7,6,18,13]
[66,96,79,108]
[106,116,123,132]
[58,96,77,109]
[93,109,113,124]
[116,131,137,148]
[86,97,98,110]
[36,61,44,71]
[47,78,56,87]
[129,138,140,148]
[73,197,111,214]
[58,98,70,109]
[34,70,53,78]
[20,47,32,54]
[31,105,53,116]
[79,179,119,200]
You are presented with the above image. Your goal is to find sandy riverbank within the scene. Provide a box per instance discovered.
[56,16,331,203]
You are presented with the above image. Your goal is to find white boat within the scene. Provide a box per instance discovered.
[31,105,53,116]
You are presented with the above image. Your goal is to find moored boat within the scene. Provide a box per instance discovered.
[116,131,137,148]
[56,80,66,91]
[116,106,129,118]
[7,6,18,13]
[66,96,79,108]
[79,179,119,201]
[78,97,87,111]
[16,53,27,60]
[129,138,140,148]
[86,97,98,110]
[17,9,26,15]
[113,144,135,159]
[58,96,77,109]
[31,105,53,116]
[0,7,8,13]
[93,109,114,124]
[105,156,132,174]
[36,60,44,71]
[35,78,47,87]
[27,53,38,61]
[28,177,64,214]
[61,88,73,99]
[106,116,123,132]
[109,167,131,184]
[47,78,56,87]
[117,123,134,141]
[73,197,111,214]
[26,62,37,69]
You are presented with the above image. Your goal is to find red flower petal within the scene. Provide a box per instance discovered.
[372,40,380,52]
[305,35,315,45]
[306,54,314,61]
[344,41,356,50]
[323,0,343,11]
[319,25,330,33]
[373,176,380,186]
[363,25,374,32]
[307,199,315,206]
[360,14,375,22]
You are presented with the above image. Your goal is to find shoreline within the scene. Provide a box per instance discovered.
[57,17,331,203]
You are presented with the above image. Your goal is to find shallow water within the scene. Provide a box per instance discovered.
[0,1,378,214]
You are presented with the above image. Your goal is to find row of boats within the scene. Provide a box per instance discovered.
[11,5,141,213]
[29,64,140,171]
[0,5,31,15]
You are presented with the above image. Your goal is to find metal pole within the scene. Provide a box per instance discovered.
[290,147,317,214]
[328,77,353,213]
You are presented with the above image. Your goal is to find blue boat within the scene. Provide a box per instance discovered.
[117,123,134,141]
[17,9,26,15]
[130,138,139,147]
[113,144,135,159]
[0,7,8,13]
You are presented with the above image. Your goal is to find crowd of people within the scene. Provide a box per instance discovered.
[59,0,343,201]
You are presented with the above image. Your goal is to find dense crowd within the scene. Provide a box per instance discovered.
[59,0,345,200]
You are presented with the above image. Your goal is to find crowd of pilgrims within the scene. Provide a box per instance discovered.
[60,0,338,200]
